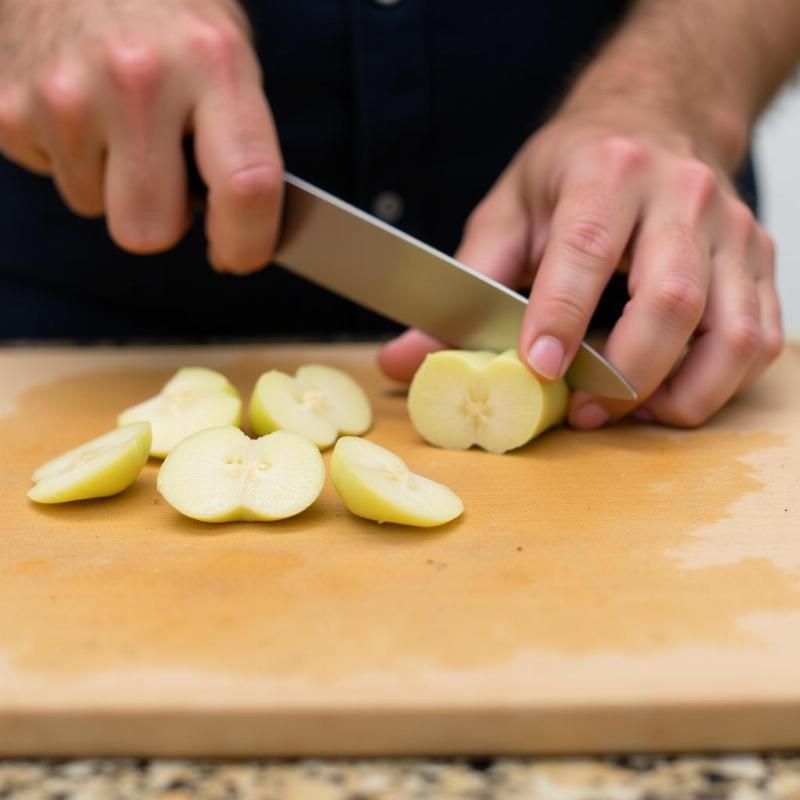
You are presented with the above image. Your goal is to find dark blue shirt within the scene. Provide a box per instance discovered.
[0,1,753,340]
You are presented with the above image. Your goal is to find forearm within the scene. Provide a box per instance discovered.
[560,0,800,170]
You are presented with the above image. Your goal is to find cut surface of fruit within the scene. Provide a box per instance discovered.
[330,436,463,528]
[408,349,568,454]
[28,422,151,504]
[157,426,325,523]
[118,367,241,458]
[249,364,371,449]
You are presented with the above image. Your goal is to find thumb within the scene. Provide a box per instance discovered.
[378,176,529,383]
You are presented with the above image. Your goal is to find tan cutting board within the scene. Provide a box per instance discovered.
[0,343,798,756]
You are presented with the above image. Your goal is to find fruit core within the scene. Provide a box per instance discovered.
[299,388,328,413]
[224,450,272,478]
[64,440,126,473]
[379,462,414,489]
[461,388,491,428]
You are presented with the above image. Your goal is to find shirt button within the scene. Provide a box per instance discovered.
[371,191,405,224]
[373,0,403,6]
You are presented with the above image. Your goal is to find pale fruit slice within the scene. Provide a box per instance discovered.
[28,422,151,504]
[157,426,325,522]
[249,364,372,449]
[119,367,242,458]
[408,349,568,454]
[330,436,463,528]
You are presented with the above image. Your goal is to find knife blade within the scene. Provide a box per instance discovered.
[273,174,636,400]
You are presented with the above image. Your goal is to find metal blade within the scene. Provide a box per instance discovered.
[273,174,636,400]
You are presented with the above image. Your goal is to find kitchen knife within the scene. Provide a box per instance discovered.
[273,174,636,400]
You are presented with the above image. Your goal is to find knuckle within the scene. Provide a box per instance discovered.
[649,276,705,329]
[561,219,616,266]
[725,316,763,361]
[726,199,756,247]
[541,288,589,330]
[763,326,784,361]
[676,158,717,219]
[188,21,245,75]
[104,40,162,97]
[596,135,647,178]
[37,66,89,121]
[220,162,282,209]
[759,228,777,264]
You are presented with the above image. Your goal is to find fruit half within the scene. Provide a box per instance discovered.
[407,349,568,454]
[118,367,242,458]
[157,426,325,522]
[330,436,463,527]
[28,422,151,504]
[249,364,371,449]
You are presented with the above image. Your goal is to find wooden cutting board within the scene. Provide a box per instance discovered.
[1,343,798,756]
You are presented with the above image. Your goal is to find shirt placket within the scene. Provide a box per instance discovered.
[350,0,428,239]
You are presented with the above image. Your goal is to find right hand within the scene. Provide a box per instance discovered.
[0,0,283,273]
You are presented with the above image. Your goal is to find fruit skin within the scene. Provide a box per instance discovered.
[249,364,372,449]
[118,367,242,458]
[157,426,325,523]
[330,436,463,528]
[28,422,151,504]
[407,349,568,454]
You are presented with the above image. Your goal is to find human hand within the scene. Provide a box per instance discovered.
[0,0,282,273]
[380,104,783,428]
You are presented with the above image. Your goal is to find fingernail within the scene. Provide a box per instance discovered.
[571,403,610,430]
[527,335,565,380]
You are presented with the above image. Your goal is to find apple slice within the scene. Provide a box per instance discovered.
[119,367,242,458]
[28,422,151,504]
[330,436,463,528]
[408,349,568,454]
[157,426,325,522]
[249,364,372,449]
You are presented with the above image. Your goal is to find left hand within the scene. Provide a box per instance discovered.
[379,103,783,428]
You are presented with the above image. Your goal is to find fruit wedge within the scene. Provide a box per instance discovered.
[330,436,463,527]
[119,367,242,458]
[249,364,371,449]
[28,422,151,504]
[408,349,568,454]
[157,426,325,522]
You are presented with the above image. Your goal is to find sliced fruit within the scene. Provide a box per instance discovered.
[118,367,242,458]
[28,422,151,504]
[249,364,372,449]
[330,436,463,528]
[157,426,325,522]
[408,349,568,454]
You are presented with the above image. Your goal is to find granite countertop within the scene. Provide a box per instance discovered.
[2,755,799,799]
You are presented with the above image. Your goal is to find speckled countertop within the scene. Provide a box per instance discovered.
[2,755,800,799]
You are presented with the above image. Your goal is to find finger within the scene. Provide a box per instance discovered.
[568,159,718,429]
[378,330,447,384]
[378,171,530,383]
[102,41,190,253]
[639,203,761,427]
[0,84,51,174]
[32,63,105,217]
[742,227,783,389]
[522,137,645,382]
[191,39,283,274]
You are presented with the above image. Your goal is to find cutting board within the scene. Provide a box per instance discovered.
[1,343,798,756]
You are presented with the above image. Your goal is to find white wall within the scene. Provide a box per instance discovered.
[755,83,800,338]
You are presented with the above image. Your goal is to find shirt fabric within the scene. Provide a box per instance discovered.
[0,0,755,340]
